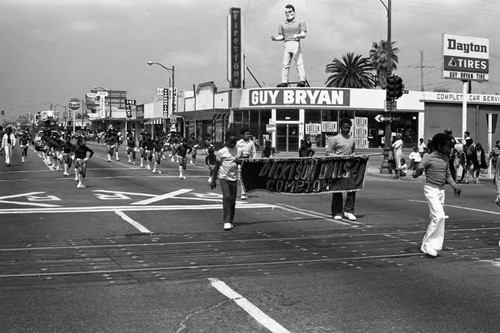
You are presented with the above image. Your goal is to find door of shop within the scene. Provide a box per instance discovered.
[276,123,299,152]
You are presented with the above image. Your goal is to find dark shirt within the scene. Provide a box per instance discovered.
[73,144,94,159]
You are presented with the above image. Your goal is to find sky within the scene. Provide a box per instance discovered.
[1,0,499,121]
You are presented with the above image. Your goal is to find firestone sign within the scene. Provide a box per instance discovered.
[249,88,350,108]
[443,34,489,81]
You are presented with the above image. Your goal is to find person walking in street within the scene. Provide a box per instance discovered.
[126,130,136,164]
[151,135,164,174]
[489,140,500,206]
[205,144,217,183]
[413,133,461,258]
[104,127,119,162]
[392,133,403,179]
[271,4,307,87]
[210,131,243,231]
[72,136,94,189]
[61,134,74,176]
[174,137,191,180]
[19,131,31,163]
[325,118,357,221]
[237,127,257,200]
[1,127,16,167]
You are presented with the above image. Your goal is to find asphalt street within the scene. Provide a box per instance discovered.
[0,142,499,333]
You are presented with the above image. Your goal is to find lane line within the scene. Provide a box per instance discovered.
[0,203,273,215]
[114,209,151,233]
[208,278,290,333]
[409,200,500,215]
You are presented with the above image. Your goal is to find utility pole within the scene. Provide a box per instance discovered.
[380,0,393,174]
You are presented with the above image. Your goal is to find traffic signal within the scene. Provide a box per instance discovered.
[386,75,404,100]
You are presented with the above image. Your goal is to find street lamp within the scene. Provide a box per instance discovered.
[378,0,393,174]
[147,61,175,92]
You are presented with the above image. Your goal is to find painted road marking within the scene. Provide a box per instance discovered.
[208,278,290,333]
[0,203,274,215]
[0,192,61,208]
[114,209,151,233]
[131,189,193,205]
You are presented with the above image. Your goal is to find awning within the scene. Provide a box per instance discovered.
[213,113,230,121]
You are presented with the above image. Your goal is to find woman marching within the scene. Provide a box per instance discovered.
[72,136,94,189]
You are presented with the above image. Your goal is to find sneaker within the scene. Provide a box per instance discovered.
[157,170,162,174]
[77,184,86,189]
[179,176,186,180]
[146,165,151,170]
[241,194,248,200]
[344,212,357,221]
[63,172,69,176]
[224,223,233,230]
[333,214,343,220]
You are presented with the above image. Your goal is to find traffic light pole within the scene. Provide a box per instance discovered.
[380,0,392,174]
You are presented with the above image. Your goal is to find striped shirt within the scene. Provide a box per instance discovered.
[417,151,456,189]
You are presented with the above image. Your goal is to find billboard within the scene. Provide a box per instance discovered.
[443,34,489,81]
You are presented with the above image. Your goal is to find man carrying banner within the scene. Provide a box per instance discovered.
[325,118,357,221]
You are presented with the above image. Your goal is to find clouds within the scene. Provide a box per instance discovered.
[1,0,499,118]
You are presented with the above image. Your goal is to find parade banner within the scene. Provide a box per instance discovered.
[241,155,369,195]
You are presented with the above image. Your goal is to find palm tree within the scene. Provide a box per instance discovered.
[325,52,375,88]
[369,40,399,88]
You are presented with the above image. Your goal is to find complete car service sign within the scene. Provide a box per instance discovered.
[249,88,350,108]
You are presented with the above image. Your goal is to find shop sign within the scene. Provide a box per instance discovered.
[321,121,337,133]
[443,34,489,81]
[240,155,368,195]
[249,88,350,107]
[305,123,321,135]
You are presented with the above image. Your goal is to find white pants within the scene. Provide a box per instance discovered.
[422,185,446,252]
[281,41,306,83]
[3,145,13,165]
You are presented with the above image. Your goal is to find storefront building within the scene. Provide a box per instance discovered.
[89,84,500,153]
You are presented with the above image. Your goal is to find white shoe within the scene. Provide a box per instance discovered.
[344,213,357,221]
[208,177,212,183]
[63,172,69,176]
[224,223,233,230]
[241,194,248,200]
[157,170,162,174]
[146,165,151,170]
[333,215,343,220]
[179,176,186,180]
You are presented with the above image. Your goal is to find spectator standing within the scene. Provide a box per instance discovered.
[325,118,357,221]
[413,133,461,258]
[418,137,427,157]
[210,131,243,231]
[1,127,16,167]
[261,140,275,158]
[392,133,403,179]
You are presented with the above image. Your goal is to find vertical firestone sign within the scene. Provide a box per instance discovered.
[227,7,242,88]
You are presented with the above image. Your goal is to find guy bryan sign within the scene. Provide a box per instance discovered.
[249,88,350,108]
